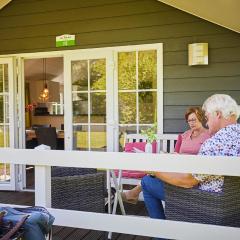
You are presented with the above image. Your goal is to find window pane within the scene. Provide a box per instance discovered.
[4,95,9,124]
[119,126,137,151]
[118,52,136,90]
[0,163,10,182]
[90,93,106,123]
[138,50,157,89]
[90,125,106,152]
[73,125,88,150]
[90,59,106,90]
[72,60,88,91]
[119,93,136,124]
[0,96,3,123]
[0,126,9,147]
[4,64,8,92]
[72,93,88,123]
[0,65,3,92]
[139,91,157,124]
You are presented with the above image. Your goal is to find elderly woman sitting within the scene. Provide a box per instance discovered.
[141,94,240,223]
[121,106,211,204]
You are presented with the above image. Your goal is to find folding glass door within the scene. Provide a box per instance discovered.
[0,58,16,190]
[115,44,163,151]
[64,50,114,151]
[65,43,163,152]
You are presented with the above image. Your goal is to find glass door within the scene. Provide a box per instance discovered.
[0,58,17,190]
[64,44,163,152]
[115,44,163,151]
[64,50,114,151]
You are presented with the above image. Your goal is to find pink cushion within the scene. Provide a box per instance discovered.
[174,134,182,153]
[114,141,157,179]
[124,141,157,153]
[114,170,146,178]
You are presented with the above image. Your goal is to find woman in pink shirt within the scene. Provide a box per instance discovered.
[175,107,211,154]
[122,107,211,204]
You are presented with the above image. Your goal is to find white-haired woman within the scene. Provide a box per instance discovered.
[141,94,240,224]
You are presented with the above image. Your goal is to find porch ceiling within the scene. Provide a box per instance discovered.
[157,0,240,33]
[0,0,11,10]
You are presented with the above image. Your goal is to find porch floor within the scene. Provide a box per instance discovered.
[0,190,152,240]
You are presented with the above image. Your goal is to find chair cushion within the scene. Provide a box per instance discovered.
[115,170,146,178]
[115,141,157,178]
[124,141,157,153]
[174,134,182,153]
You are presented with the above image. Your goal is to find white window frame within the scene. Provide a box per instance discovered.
[0,43,163,190]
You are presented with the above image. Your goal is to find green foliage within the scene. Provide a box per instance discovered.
[71,50,157,125]
[141,123,157,143]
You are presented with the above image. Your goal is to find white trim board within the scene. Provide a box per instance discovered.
[0,148,240,176]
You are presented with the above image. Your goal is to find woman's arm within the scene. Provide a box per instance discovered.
[154,172,199,188]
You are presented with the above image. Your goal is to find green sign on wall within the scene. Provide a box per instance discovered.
[56,34,75,47]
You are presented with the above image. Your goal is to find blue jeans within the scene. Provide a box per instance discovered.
[141,175,165,219]
[0,206,54,240]
[141,175,166,240]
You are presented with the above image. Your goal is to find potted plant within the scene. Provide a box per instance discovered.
[141,123,157,153]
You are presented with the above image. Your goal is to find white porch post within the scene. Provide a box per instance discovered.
[35,165,51,207]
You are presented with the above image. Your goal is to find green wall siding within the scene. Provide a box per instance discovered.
[0,0,240,133]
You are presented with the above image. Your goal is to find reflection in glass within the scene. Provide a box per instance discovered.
[138,50,157,89]
[71,60,88,91]
[119,93,136,124]
[119,126,137,151]
[4,64,8,92]
[73,125,88,150]
[72,93,88,123]
[0,65,2,92]
[0,126,10,182]
[90,93,106,123]
[0,96,3,123]
[90,59,106,90]
[0,163,10,182]
[0,64,8,93]
[4,95,9,124]
[0,65,10,183]
[0,96,9,124]
[90,125,106,151]
[139,92,157,124]
[0,126,9,148]
[118,52,136,90]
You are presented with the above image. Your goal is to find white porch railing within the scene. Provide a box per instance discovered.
[0,148,240,239]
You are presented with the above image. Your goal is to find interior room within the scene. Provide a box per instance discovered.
[24,57,64,150]
[23,57,64,188]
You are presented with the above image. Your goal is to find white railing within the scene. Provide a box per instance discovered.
[1,148,240,239]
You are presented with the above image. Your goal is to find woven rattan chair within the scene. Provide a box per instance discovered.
[164,176,240,227]
[51,167,105,213]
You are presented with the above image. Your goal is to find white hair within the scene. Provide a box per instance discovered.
[202,94,240,120]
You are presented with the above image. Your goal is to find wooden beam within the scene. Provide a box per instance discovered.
[0,0,12,10]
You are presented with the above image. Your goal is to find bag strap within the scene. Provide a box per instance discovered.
[0,211,5,225]
[0,215,29,240]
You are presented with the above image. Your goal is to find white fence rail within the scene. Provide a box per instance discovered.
[1,148,240,239]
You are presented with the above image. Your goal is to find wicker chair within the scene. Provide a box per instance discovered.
[51,167,106,213]
[164,176,240,227]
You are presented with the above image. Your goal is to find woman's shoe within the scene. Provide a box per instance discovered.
[121,192,138,205]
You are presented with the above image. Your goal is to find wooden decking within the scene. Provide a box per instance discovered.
[0,190,152,240]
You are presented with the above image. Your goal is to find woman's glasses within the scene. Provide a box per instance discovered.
[187,118,197,123]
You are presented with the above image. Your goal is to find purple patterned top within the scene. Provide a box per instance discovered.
[193,123,240,192]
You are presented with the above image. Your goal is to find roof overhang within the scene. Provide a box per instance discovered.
[0,0,11,10]
[157,0,240,33]
[1,0,239,33]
